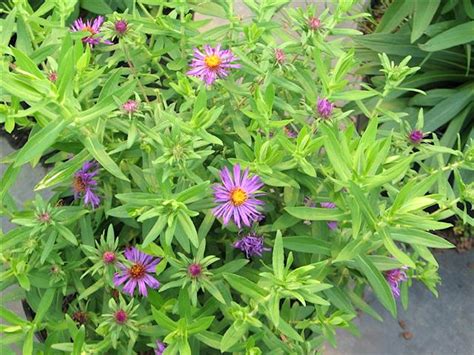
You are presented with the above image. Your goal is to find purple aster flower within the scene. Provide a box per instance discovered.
[155,340,166,355]
[48,71,57,83]
[409,130,424,144]
[114,19,128,35]
[187,44,240,86]
[114,309,128,325]
[320,202,337,230]
[385,268,407,298]
[103,251,117,264]
[308,16,321,30]
[113,247,161,297]
[212,165,264,228]
[70,16,112,47]
[317,98,334,118]
[188,263,202,278]
[284,126,297,138]
[275,48,285,64]
[122,99,139,114]
[233,233,270,258]
[73,161,100,208]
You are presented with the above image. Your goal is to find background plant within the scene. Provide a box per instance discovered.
[354,0,474,182]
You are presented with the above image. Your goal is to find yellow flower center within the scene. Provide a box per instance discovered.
[230,188,247,206]
[204,55,221,69]
[129,263,145,279]
[73,176,86,193]
[83,26,96,35]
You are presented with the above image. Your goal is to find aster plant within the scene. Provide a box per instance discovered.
[0,1,471,355]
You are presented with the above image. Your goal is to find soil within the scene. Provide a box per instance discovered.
[434,224,473,254]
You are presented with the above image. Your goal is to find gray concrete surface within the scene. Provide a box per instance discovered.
[325,250,474,355]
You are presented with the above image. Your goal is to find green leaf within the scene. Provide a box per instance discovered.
[176,181,210,203]
[411,0,440,43]
[151,308,177,331]
[35,150,89,190]
[273,232,284,279]
[77,80,137,123]
[220,322,247,352]
[323,287,356,314]
[0,164,21,201]
[40,231,57,264]
[379,229,416,269]
[333,238,368,263]
[1,8,16,47]
[419,21,474,51]
[282,237,331,255]
[348,182,377,228]
[80,0,112,14]
[176,211,199,248]
[33,288,56,324]
[423,87,473,131]
[213,259,248,275]
[202,279,226,304]
[72,326,85,355]
[284,207,348,221]
[376,0,413,33]
[223,274,267,299]
[267,292,280,326]
[0,305,28,325]
[390,228,454,248]
[331,90,378,101]
[142,215,167,247]
[23,329,34,355]
[54,223,78,245]
[355,255,396,317]
[188,316,215,335]
[14,120,68,167]
[11,47,44,79]
[57,47,75,100]
[277,318,304,342]
[78,279,104,300]
[348,291,383,322]
[82,135,129,181]
[320,124,352,180]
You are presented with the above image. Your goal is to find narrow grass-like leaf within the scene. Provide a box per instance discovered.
[419,21,474,51]
[411,0,440,43]
[223,274,266,299]
[82,135,129,181]
[379,228,416,268]
[285,207,348,221]
[390,228,454,248]
[14,120,68,167]
[355,255,397,317]
[273,232,284,279]
[282,237,331,255]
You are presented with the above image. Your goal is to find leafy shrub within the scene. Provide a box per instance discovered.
[355,0,474,162]
[0,1,471,354]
